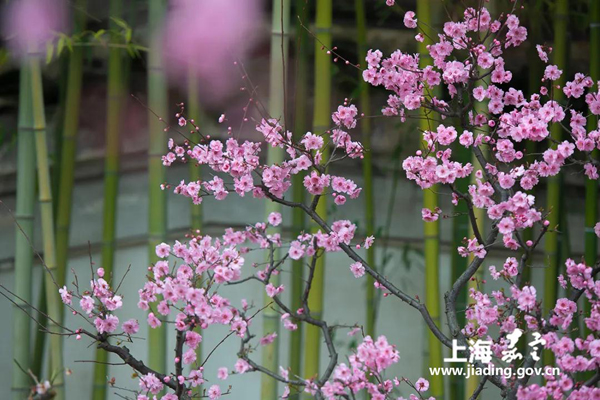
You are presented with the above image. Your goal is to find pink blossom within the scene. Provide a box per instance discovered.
[59,286,72,305]
[183,348,197,365]
[543,65,563,81]
[208,384,221,399]
[268,212,282,226]
[516,286,537,312]
[1,0,66,56]
[350,262,365,278]
[147,312,161,329]
[162,0,262,100]
[139,373,163,395]
[155,243,171,258]
[122,319,139,334]
[234,358,250,374]
[185,331,202,349]
[421,208,439,222]
[259,332,278,346]
[188,369,204,387]
[403,11,417,28]
[217,367,228,380]
[79,296,94,315]
[415,378,429,392]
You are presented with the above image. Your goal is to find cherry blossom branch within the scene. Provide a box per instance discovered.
[262,192,453,350]
[469,375,488,400]
[94,338,178,392]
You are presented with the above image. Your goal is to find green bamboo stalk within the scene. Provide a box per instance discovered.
[30,54,65,400]
[31,284,47,379]
[289,0,309,381]
[188,72,202,235]
[354,0,377,338]
[586,0,600,269]
[262,1,290,398]
[463,10,496,395]
[417,0,443,397]
[187,70,203,397]
[521,0,543,286]
[515,0,543,362]
[32,1,87,384]
[303,0,331,386]
[584,0,600,336]
[147,0,168,374]
[543,0,568,365]
[51,54,69,220]
[465,140,488,400]
[55,0,87,296]
[12,60,36,400]
[465,178,486,399]
[450,136,469,400]
[93,1,124,397]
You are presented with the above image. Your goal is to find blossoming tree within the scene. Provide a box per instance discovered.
[10,0,600,399]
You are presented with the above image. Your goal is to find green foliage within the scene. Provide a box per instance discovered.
[44,20,146,64]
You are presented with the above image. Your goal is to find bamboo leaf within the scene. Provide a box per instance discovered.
[126,44,135,58]
[110,16,129,30]
[94,29,106,40]
[46,43,54,64]
[57,37,65,56]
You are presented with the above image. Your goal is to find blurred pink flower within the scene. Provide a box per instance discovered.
[162,0,263,102]
[1,0,67,56]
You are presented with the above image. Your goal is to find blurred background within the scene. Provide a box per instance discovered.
[0,0,597,399]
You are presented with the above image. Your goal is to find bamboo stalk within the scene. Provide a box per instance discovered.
[521,0,543,287]
[147,0,168,374]
[463,2,497,392]
[584,0,600,336]
[289,0,309,382]
[465,139,488,400]
[586,0,600,270]
[55,0,87,297]
[262,0,291,398]
[515,0,543,361]
[31,284,48,379]
[450,137,469,400]
[93,1,125,396]
[303,0,332,387]
[543,0,568,366]
[30,54,65,400]
[416,0,443,397]
[12,59,36,399]
[187,70,203,397]
[51,54,69,219]
[354,0,377,338]
[187,72,202,235]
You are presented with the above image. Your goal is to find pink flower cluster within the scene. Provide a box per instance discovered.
[300,335,432,400]
[164,101,363,204]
